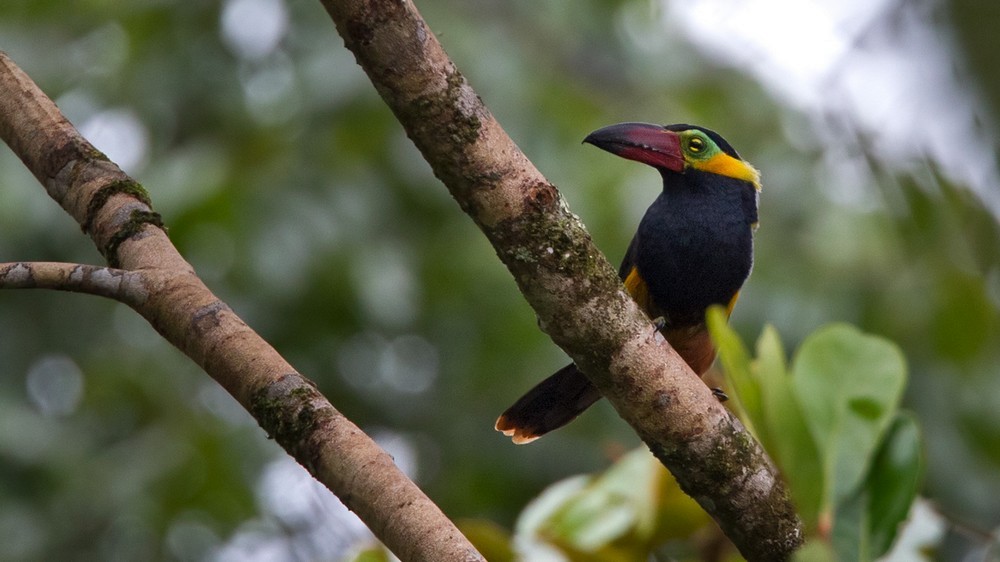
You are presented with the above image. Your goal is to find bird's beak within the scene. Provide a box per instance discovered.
[583,122,684,173]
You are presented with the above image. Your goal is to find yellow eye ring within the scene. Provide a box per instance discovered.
[688,137,705,153]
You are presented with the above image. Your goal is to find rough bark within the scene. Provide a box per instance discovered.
[0,52,484,562]
[319,1,804,559]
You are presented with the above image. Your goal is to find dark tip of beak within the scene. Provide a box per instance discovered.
[584,122,684,173]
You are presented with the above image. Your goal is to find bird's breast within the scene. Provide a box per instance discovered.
[636,176,756,325]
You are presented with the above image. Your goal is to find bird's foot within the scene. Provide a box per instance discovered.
[711,387,729,402]
[651,316,667,331]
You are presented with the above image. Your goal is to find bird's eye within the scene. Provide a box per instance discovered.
[688,137,705,153]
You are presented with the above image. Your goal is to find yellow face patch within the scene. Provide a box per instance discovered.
[676,129,762,191]
[694,153,762,191]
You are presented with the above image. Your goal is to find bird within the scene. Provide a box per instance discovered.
[496,122,761,444]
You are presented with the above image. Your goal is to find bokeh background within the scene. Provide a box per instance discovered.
[1,0,998,560]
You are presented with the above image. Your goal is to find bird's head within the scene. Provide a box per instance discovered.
[584,122,761,191]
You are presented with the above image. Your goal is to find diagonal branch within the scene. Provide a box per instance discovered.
[0,51,484,562]
[319,0,803,559]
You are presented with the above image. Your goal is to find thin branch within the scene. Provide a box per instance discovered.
[0,51,484,562]
[320,1,803,559]
[0,262,148,306]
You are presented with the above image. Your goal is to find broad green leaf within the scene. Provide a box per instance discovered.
[830,481,869,562]
[706,306,762,437]
[545,447,660,548]
[516,475,590,538]
[514,475,593,561]
[754,325,824,529]
[516,449,657,556]
[828,413,923,562]
[864,412,923,559]
[791,324,907,508]
[515,448,709,561]
[877,499,945,561]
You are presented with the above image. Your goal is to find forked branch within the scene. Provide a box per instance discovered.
[0,51,484,562]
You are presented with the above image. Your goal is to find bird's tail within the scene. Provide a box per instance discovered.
[495,363,602,444]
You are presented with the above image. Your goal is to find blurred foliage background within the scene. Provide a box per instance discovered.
[1,0,998,560]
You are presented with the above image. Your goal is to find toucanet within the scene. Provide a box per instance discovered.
[496,122,761,444]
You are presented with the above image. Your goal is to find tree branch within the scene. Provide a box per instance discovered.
[0,262,148,304]
[319,1,803,559]
[0,51,484,562]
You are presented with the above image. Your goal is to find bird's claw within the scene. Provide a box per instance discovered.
[651,316,667,331]
[711,387,729,402]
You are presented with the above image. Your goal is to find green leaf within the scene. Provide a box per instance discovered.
[864,412,923,559]
[706,306,762,437]
[754,325,824,529]
[831,482,869,562]
[544,448,660,550]
[875,499,945,561]
[514,448,709,560]
[791,324,907,509]
[829,414,924,562]
[516,475,591,538]
[710,319,825,528]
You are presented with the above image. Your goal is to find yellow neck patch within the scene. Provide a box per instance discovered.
[693,153,762,191]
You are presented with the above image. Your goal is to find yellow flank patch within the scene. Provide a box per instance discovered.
[624,266,651,311]
[696,153,761,191]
